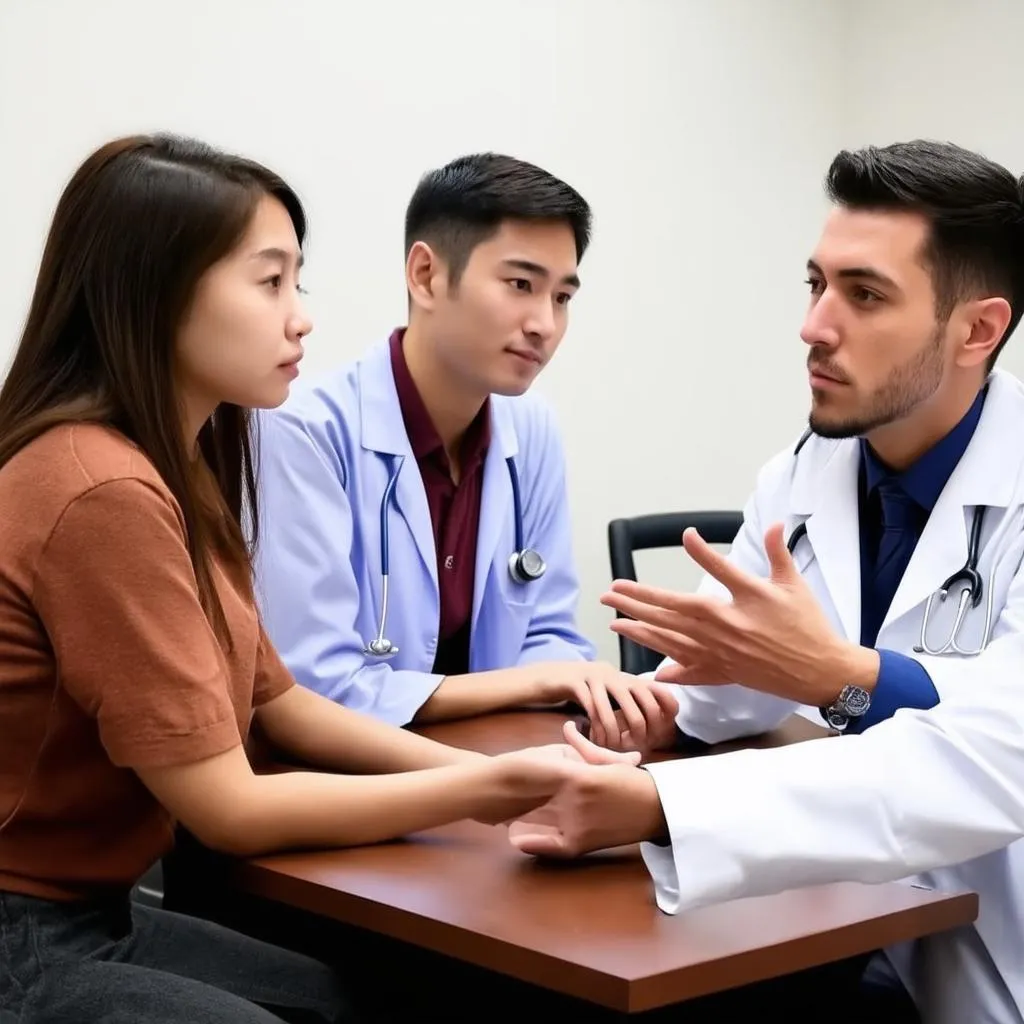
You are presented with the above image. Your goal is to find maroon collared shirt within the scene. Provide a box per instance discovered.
[389,329,490,677]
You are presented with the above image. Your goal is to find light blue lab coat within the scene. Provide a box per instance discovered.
[254,338,595,726]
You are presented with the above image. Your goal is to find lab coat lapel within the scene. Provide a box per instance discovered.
[357,340,437,586]
[791,440,862,641]
[883,373,1024,631]
[472,400,518,631]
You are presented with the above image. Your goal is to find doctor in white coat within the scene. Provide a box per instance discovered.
[509,140,1024,1023]
[255,152,678,742]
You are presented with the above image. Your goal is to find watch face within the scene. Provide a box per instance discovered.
[826,709,850,731]
[841,685,871,715]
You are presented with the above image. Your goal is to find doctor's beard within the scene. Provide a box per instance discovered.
[808,324,945,440]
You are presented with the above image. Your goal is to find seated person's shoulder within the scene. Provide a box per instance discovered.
[0,423,173,536]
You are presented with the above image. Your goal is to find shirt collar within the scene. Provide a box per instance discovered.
[861,386,987,512]
[388,327,491,469]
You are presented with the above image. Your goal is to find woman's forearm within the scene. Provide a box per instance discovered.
[217,762,501,855]
[140,743,509,858]
[412,666,548,723]
[254,684,484,773]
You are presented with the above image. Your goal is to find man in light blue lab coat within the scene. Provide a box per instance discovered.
[255,153,677,743]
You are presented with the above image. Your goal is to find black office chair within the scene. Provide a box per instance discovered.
[607,510,744,675]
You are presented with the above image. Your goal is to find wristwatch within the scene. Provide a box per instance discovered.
[821,684,872,733]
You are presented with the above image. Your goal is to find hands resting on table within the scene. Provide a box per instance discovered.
[546,660,681,753]
[495,720,671,854]
[507,525,868,859]
[476,720,647,828]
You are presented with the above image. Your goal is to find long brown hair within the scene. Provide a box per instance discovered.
[0,134,306,638]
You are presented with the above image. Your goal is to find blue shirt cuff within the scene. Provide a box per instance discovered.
[846,649,939,733]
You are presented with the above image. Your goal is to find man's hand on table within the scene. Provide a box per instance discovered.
[473,720,644,826]
[505,722,669,856]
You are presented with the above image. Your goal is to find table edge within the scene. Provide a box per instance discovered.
[231,859,978,1012]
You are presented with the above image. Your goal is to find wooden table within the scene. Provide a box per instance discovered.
[229,712,977,1015]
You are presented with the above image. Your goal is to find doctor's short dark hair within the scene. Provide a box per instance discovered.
[825,139,1024,368]
[404,152,591,285]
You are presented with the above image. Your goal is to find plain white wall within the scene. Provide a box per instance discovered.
[0,0,846,661]
[843,0,1024,394]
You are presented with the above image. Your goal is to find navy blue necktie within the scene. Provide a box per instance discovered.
[867,478,919,644]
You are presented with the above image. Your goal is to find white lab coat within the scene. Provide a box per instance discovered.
[642,369,1024,1023]
[253,338,594,726]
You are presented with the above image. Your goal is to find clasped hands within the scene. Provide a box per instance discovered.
[505,523,879,859]
[530,658,680,754]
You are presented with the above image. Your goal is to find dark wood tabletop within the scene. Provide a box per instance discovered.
[229,711,978,1013]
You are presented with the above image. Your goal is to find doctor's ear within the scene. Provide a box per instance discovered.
[406,241,448,311]
[953,296,1012,370]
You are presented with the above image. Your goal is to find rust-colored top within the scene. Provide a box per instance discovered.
[0,424,293,900]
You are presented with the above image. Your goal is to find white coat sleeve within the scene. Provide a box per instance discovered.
[640,628,1024,914]
[254,410,442,726]
[657,455,801,743]
[514,404,596,666]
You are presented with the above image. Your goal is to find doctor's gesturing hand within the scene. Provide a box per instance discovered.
[601,524,880,708]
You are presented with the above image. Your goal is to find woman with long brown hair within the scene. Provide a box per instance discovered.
[0,134,633,1023]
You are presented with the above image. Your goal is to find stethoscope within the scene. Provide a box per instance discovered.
[914,506,996,656]
[364,455,546,659]
[786,508,994,656]
[785,428,999,658]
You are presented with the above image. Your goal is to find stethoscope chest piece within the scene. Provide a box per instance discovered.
[509,548,546,584]
[364,636,398,658]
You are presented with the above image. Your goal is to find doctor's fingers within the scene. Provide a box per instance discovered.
[566,679,601,743]
[601,588,727,639]
[609,615,707,658]
[682,529,765,595]
[508,785,593,859]
[508,819,575,858]
[601,680,650,749]
[561,720,642,766]
[638,682,683,751]
[509,768,636,859]
[649,680,681,718]
[654,659,732,686]
[585,677,630,750]
[613,621,729,680]
[613,677,674,744]
[612,681,682,755]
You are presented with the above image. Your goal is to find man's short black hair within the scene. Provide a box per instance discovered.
[404,153,591,285]
[825,140,1024,368]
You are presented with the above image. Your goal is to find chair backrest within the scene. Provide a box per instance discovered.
[607,510,744,675]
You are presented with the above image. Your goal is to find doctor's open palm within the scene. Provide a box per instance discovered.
[601,523,875,709]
